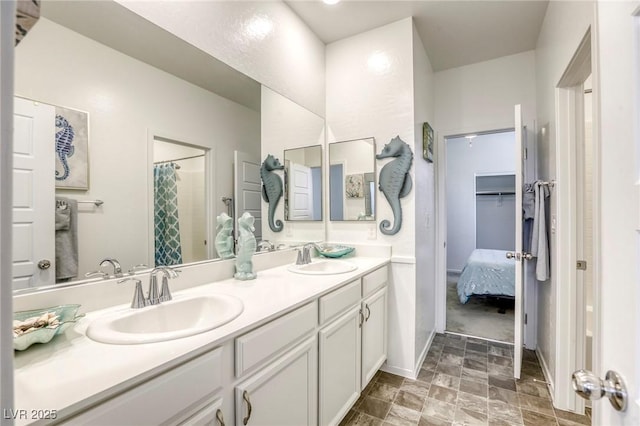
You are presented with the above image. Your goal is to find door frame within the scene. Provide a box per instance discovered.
[435,125,538,351]
[553,28,595,413]
[147,131,216,264]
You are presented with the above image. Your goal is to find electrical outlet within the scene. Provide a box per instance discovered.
[367,223,376,240]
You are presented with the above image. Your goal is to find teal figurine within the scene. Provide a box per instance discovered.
[215,212,235,260]
[376,136,413,235]
[260,154,284,232]
[234,212,257,280]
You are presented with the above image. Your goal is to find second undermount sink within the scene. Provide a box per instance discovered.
[287,259,357,275]
[86,294,244,345]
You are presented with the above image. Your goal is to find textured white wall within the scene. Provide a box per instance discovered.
[412,23,436,367]
[446,132,516,272]
[261,86,325,243]
[534,0,593,385]
[15,18,259,278]
[326,18,431,376]
[117,0,325,118]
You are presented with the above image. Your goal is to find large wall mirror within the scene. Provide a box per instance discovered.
[329,138,376,221]
[11,1,324,292]
[284,145,323,221]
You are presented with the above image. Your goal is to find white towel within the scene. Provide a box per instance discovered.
[531,182,550,281]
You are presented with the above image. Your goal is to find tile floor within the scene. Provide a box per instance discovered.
[340,333,591,426]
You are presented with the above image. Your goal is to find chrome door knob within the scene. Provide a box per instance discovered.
[37,259,51,270]
[523,252,534,260]
[506,252,515,259]
[572,369,627,411]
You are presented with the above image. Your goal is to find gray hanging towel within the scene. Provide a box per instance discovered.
[531,182,550,281]
[522,183,535,220]
[55,197,78,282]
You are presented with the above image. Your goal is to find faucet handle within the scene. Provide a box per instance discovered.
[159,275,173,302]
[296,249,304,265]
[127,264,148,275]
[85,270,108,279]
[118,277,146,309]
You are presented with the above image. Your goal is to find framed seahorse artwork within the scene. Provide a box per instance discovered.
[54,105,89,190]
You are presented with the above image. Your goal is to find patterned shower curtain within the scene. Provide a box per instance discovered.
[154,163,182,266]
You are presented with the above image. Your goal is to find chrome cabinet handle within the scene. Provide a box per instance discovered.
[216,408,225,426]
[242,390,252,425]
[572,369,627,411]
[359,310,365,328]
[365,304,371,321]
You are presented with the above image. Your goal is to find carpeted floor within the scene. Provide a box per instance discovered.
[446,280,514,343]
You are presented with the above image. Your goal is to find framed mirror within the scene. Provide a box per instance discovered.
[284,145,323,221]
[329,138,376,221]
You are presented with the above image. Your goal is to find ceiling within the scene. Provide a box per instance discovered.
[285,1,549,72]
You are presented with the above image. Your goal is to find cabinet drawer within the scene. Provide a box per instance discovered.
[61,347,223,426]
[362,265,388,297]
[235,301,317,377]
[319,279,361,325]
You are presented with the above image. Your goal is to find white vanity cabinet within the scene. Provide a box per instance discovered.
[58,347,226,426]
[233,301,319,426]
[318,266,389,426]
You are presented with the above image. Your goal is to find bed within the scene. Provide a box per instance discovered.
[457,249,516,304]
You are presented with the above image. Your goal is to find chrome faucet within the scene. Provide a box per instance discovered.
[118,277,146,309]
[297,243,319,265]
[257,240,275,252]
[100,258,123,278]
[148,266,181,305]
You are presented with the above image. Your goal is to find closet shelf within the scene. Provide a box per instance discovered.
[475,191,515,196]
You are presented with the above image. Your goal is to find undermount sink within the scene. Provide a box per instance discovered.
[287,260,357,275]
[86,294,244,345]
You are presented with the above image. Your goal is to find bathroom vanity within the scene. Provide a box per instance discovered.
[13,255,389,426]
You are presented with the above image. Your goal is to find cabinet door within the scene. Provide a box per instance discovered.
[235,337,317,426]
[361,286,387,389]
[319,305,361,426]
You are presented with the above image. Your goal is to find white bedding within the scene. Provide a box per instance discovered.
[457,249,516,304]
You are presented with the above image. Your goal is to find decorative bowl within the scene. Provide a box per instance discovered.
[315,244,355,258]
[13,304,83,351]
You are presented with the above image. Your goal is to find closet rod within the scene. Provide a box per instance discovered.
[475,191,515,196]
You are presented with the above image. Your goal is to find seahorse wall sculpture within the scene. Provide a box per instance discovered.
[55,115,75,181]
[214,212,235,260]
[234,212,257,280]
[260,154,285,233]
[376,136,414,235]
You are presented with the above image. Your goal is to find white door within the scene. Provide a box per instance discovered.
[234,151,262,243]
[289,162,313,220]
[512,104,525,379]
[13,98,55,289]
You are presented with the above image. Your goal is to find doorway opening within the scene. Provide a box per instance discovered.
[152,137,208,266]
[444,130,517,343]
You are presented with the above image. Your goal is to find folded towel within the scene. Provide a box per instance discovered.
[55,197,78,282]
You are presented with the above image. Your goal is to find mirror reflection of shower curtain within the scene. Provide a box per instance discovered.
[154,163,182,266]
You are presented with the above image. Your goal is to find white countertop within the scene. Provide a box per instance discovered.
[13,256,389,424]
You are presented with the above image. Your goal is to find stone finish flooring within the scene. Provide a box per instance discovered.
[340,333,591,426]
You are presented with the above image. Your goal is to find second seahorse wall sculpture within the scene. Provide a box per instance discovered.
[260,154,285,232]
[214,212,235,260]
[376,136,414,235]
[234,212,257,280]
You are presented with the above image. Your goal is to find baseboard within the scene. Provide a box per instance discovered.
[381,330,435,380]
[380,363,416,380]
[536,347,555,404]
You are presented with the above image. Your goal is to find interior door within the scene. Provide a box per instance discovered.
[513,104,525,379]
[13,97,56,289]
[289,162,313,220]
[234,151,262,243]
